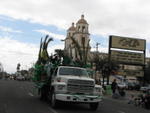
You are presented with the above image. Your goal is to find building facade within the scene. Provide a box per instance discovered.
[64,15,91,62]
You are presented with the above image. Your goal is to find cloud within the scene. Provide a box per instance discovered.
[90,39,96,48]
[0,0,150,72]
[91,46,108,53]
[1,0,150,42]
[0,26,22,33]
[0,37,64,73]
[0,37,38,73]
[34,29,65,40]
[0,15,15,21]
[48,44,64,54]
[146,49,150,58]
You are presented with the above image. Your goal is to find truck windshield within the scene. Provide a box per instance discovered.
[59,67,89,77]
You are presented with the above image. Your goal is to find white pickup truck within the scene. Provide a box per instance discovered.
[47,66,103,110]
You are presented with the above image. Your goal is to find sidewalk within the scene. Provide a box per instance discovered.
[103,90,142,102]
[103,90,150,111]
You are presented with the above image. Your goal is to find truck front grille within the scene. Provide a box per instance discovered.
[67,79,94,94]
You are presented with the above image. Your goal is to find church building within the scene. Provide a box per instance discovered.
[64,15,91,62]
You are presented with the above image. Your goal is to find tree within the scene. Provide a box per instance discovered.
[70,36,90,66]
[37,35,53,65]
[92,53,120,85]
[144,61,150,83]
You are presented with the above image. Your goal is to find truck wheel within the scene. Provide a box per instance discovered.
[40,89,44,100]
[51,90,58,108]
[40,87,47,100]
[89,102,99,110]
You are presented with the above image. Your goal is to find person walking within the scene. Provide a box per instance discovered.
[111,79,117,94]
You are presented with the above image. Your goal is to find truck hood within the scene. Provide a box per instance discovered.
[58,75,95,83]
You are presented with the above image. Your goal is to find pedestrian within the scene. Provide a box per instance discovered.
[111,79,117,94]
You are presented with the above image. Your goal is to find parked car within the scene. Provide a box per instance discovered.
[16,75,25,81]
[134,82,141,91]
[126,82,140,90]
[9,76,14,80]
[127,82,136,90]
[140,84,150,92]
[118,82,128,89]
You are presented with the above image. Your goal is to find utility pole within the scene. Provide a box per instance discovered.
[96,43,100,52]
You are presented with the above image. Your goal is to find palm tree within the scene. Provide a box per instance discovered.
[70,36,90,66]
[37,35,53,65]
[70,36,83,61]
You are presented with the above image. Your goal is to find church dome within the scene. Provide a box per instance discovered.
[77,15,88,24]
[68,23,76,31]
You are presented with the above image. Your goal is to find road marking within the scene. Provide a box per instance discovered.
[48,107,58,113]
[28,92,34,97]
[118,110,125,113]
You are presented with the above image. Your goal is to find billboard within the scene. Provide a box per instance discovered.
[110,35,146,51]
[110,50,145,65]
[123,70,144,77]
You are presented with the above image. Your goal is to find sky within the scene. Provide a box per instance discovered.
[0,0,150,73]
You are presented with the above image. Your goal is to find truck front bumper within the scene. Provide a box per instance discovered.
[55,93,102,103]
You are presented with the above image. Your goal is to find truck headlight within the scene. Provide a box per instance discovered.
[95,87,101,92]
[94,85,103,95]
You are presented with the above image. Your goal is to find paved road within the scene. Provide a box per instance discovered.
[0,79,149,113]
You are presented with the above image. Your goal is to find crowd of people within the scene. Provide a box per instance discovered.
[110,79,150,110]
[128,90,150,109]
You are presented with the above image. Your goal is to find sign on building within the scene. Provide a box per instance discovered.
[109,35,146,77]
[110,35,146,51]
[123,70,144,77]
[111,50,145,65]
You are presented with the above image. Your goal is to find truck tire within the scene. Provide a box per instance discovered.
[40,88,44,100]
[51,90,59,108]
[89,102,99,110]
[40,86,47,100]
